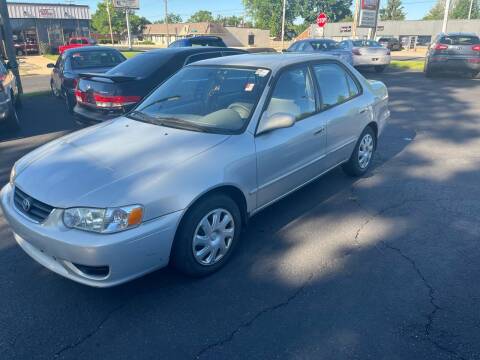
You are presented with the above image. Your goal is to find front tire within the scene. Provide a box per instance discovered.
[64,90,74,113]
[171,194,242,277]
[342,126,376,177]
[51,80,60,98]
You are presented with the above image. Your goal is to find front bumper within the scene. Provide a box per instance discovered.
[354,55,391,67]
[0,183,183,287]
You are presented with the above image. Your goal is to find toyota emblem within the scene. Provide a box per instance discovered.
[22,198,31,212]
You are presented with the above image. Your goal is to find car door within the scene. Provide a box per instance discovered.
[254,65,328,208]
[312,62,371,167]
[52,55,65,93]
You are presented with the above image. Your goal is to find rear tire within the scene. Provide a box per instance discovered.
[51,80,60,98]
[171,194,242,277]
[64,90,74,113]
[425,65,434,78]
[375,65,386,73]
[342,126,376,177]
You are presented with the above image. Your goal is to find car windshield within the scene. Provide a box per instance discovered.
[309,40,339,51]
[70,50,125,69]
[440,35,480,45]
[352,40,381,47]
[129,66,271,134]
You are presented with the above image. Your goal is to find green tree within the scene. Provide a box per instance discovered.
[380,0,406,20]
[154,13,183,24]
[243,0,296,37]
[452,0,479,19]
[215,15,245,26]
[423,0,446,20]
[296,0,353,23]
[187,10,214,23]
[91,2,150,36]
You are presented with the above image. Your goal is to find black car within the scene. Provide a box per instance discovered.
[168,36,226,48]
[424,32,480,78]
[48,46,126,112]
[73,47,247,124]
[0,59,21,131]
[378,37,401,51]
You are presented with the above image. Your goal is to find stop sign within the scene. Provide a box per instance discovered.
[316,13,328,28]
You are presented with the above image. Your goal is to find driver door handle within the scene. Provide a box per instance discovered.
[314,127,325,135]
[359,107,369,114]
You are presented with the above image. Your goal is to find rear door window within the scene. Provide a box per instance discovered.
[313,63,360,109]
[70,50,125,69]
[440,35,480,45]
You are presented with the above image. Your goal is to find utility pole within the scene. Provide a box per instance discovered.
[442,0,452,33]
[106,0,114,45]
[352,0,360,39]
[164,0,170,46]
[125,8,132,50]
[281,0,286,50]
[369,1,380,40]
[468,0,474,20]
[0,0,22,94]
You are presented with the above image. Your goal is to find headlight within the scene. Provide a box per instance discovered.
[9,165,16,186]
[63,205,143,234]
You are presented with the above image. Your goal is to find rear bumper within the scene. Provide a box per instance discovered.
[354,55,391,66]
[429,57,480,72]
[73,104,123,125]
[0,183,183,287]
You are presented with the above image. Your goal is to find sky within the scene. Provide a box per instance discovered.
[8,0,440,22]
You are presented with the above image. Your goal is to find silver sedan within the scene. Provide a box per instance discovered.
[0,53,390,287]
[340,39,392,72]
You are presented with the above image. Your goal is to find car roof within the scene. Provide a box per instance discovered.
[140,47,245,57]
[439,32,478,37]
[64,46,117,55]
[190,53,339,72]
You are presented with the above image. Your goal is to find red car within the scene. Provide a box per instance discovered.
[58,37,97,54]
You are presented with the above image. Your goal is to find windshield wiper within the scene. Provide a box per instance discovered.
[138,95,182,112]
[157,117,207,132]
[127,110,162,125]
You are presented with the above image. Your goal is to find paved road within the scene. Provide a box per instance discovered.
[21,74,50,94]
[1,71,480,360]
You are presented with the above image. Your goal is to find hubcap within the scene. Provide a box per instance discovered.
[192,208,235,266]
[358,134,374,169]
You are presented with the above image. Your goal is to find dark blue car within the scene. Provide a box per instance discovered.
[168,36,227,48]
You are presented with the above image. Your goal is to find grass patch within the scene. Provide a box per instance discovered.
[43,54,59,62]
[390,60,425,71]
[22,90,51,97]
[121,51,142,58]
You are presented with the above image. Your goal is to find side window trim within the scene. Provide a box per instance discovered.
[310,60,363,112]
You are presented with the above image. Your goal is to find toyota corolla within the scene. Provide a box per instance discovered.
[0,54,390,287]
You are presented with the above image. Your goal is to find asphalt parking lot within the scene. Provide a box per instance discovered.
[1,70,480,360]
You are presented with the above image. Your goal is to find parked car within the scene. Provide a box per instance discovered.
[0,59,21,130]
[168,36,226,48]
[286,39,354,65]
[74,47,247,124]
[339,39,391,72]
[58,37,97,54]
[47,47,126,113]
[1,53,390,287]
[378,37,401,51]
[13,39,39,56]
[245,47,277,53]
[424,32,480,78]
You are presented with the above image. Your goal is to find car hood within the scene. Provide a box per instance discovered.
[14,117,230,208]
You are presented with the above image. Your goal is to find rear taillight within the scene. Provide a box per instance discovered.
[352,48,361,56]
[93,94,141,108]
[472,45,480,52]
[434,44,449,51]
[75,89,86,103]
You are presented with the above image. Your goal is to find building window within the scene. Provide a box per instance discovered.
[248,34,255,46]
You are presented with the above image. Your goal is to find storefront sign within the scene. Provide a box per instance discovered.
[113,0,140,9]
[357,0,379,28]
[38,8,55,18]
[340,25,352,33]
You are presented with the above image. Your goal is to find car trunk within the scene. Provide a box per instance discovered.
[357,47,389,56]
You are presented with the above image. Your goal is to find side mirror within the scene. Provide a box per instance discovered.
[257,112,295,135]
[47,63,55,68]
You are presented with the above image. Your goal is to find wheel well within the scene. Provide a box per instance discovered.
[367,122,378,148]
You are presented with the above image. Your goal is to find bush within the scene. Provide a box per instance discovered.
[137,40,154,45]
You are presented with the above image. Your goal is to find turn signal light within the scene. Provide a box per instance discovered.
[472,45,480,52]
[435,44,449,51]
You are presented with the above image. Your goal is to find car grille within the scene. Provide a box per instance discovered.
[13,187,54,223]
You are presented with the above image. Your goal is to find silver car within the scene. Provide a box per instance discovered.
[0,54,390,287]
[340,39,391,72]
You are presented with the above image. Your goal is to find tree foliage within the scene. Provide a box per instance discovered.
[91,2,150,36]
[423,0,446,20]
[153,13,183,24]
[295,0,353,23]
[380,0,406,20]
[187,10,215,23]
[451,0,479,19]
